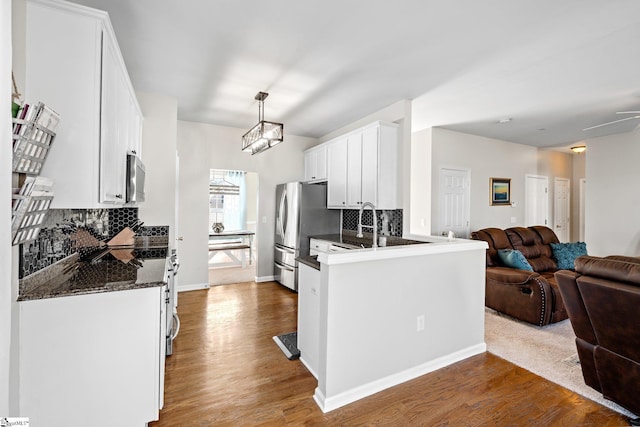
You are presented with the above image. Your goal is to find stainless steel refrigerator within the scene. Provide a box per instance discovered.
[274,182,340,291]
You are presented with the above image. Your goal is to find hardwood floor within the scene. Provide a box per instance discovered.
[150,281,628,426]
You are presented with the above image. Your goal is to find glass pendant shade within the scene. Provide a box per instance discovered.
[242,92,284,155]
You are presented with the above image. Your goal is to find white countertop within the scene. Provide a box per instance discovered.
[316,235,488,266]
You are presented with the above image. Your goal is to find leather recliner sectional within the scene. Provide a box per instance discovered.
[470,226,568,326]
[555,255,640,417]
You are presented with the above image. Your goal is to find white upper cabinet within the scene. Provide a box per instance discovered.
[303,144,328,183]
[326,121,399,210]
[26,0,142,208]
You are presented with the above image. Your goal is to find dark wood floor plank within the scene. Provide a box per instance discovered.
[150,282,628,426]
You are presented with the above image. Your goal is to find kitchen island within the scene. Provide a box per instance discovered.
[298,234,488,412]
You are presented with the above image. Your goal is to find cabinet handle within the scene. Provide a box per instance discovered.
[131,150,137,154]
[342,201,345,205]
[115,194,123,199]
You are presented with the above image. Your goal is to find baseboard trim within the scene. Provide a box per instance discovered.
[256,275,276,283]
[177,282,210,293]
[299,356,318,380]
[314,343,486,413]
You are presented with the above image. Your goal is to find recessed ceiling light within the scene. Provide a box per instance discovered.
[498,118,512,124]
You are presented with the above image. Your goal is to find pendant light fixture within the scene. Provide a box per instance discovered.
[242,91,284,155]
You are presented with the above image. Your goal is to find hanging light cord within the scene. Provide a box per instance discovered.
[12,71,21,102]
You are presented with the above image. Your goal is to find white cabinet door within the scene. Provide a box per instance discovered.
[298,263,321,378]
[327,138,348,208]
[27,2,102,208]
[20,287,163,427]
[304,150,315,182]
[304,145,328,183]
[360,126,379,206]
[100,33,127,203]
[346,132,363,208]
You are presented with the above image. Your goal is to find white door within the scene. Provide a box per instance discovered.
[554,178,571,242]
[525,175,549,227]
[579,178,586,242]
[439,168,470,238]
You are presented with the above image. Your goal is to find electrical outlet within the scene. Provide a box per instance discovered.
[416,315,425,332]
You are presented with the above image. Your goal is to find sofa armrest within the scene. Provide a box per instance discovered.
[485,267,553,326]
[486,266,539,285]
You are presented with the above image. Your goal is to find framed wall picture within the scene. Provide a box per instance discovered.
[490,178,511,205]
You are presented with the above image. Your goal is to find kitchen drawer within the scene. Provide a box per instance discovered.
[274,244,297,266]
[274,261,297,291]
[309,238,330,256]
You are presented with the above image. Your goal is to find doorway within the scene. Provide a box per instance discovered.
[554,178,570,242]
[208,169,259,285]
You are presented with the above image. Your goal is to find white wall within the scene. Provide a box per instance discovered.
[585,129,640,256]
[430,128,538,234]
[571,152,586,241]
[136,92,178,245]
[2,0,13,415]
[176,121,317,288]
[409,127,432,235]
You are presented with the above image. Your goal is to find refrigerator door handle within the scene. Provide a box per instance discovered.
[274,245,295,254]
[274,260,295,272]
[277,188,287,239]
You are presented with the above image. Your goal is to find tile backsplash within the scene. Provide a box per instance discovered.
[342,209,403,237]
[19,207,168,279]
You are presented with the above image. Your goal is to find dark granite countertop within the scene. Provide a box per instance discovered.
[311,230,427,249]
[297,255,320,270]
[18,246,170,301]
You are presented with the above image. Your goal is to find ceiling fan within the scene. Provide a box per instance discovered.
[583,111,640,131]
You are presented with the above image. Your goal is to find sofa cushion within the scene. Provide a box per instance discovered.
[506,227,558,272]
[498,249,533,271]
[550,242,588,270]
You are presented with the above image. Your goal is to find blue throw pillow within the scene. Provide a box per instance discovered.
[498,249,533,271]
[550,242,588,270]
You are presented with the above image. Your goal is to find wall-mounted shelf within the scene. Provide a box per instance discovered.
[12,102,59,174]
[11,176,54,245]
[11,101,59,245]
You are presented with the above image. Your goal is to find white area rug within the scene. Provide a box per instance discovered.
[484,308,634,417]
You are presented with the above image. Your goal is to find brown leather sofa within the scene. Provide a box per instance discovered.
[555,255,640,417]
[470,226,568,326]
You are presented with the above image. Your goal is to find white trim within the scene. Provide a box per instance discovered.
[317,238,487,266]
[177,283,210,293]
[314,343,486,413]
[300,357,318,380]
[256,275,276,283]
[579,178,586,242]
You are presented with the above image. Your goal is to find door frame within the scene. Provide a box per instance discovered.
[438,166,471,238]
[553,177,571,242]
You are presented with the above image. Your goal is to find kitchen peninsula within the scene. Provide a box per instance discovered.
[298,235,488,412]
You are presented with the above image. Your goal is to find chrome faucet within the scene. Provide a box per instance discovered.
[357,202,378,248]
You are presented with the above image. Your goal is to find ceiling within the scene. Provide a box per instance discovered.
[67,0,640,148]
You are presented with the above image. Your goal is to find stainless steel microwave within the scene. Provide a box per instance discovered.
[126,152,146,203]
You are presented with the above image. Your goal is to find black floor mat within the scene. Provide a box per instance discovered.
[273,332,300,360]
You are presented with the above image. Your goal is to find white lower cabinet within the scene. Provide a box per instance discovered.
[19,287,164,427]
[298,263,321,378]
